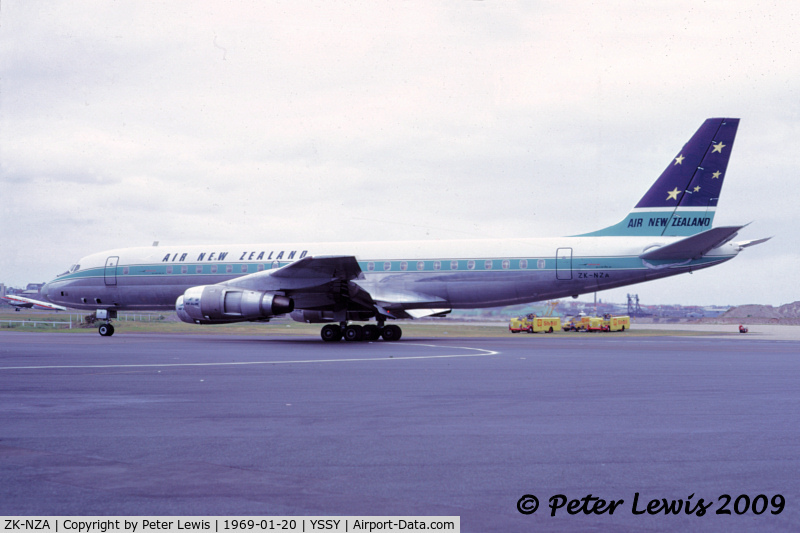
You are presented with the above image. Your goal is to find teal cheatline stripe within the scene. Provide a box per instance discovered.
[61,252,733,282]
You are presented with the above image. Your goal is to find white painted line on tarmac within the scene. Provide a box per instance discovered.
[0,343,500,370]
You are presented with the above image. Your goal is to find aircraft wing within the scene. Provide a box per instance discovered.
[2,295,68,311]
[225,255,363,291]
[640,225,745,261]
[222,255,448,317]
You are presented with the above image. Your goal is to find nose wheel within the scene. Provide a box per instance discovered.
[98,323,115,337]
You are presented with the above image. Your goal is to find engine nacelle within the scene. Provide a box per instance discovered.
[176,285,294,324]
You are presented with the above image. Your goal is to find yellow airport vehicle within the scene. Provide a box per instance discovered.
[530,316,561,333]
[563,315,591,331]
[509,315,531,333]
[608,315,630,332]
[586,314,630,332]
[510,314,561,333]
[586,316,608,332]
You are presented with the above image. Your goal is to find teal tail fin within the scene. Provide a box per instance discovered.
[580,118,739,237]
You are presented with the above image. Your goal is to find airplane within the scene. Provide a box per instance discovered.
[1,294,68,312]
[41,118,770,340]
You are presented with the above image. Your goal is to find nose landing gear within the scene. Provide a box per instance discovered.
[95,309,117,337]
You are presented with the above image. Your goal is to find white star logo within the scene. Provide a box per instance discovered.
[666,187,681,201]
[693,186,701,192]
[674,154,685,165]
[712,142,726,153]
[712,170,721,179]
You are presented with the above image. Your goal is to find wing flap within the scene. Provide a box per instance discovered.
[350,280,447,308]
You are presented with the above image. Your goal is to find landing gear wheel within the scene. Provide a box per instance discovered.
[321,324,342,342]
[344,325,364,342]
[362,325,380,341]
[98,323,115,337]
[381,324,402,341]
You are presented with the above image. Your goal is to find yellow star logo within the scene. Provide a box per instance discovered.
[693,186,701,192]
[674,154,685,165]
[666,187,681,201]
[712,170,721,179]
[712,142,726,153]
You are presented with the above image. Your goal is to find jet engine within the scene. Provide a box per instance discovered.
[176,285,294,324]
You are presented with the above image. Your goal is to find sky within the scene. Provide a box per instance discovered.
[1,1,798,307]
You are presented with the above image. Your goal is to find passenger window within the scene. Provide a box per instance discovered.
[434,261,441,270]
[502,260,510,270]
[520,259,528,269]
[484,260,492,270]
[417,261,424,271]
[451,260,459,270]
[384,262,391,271]
[467,260,475,270]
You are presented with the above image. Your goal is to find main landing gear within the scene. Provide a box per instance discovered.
[320,323,402,342]
[98,323,115,336]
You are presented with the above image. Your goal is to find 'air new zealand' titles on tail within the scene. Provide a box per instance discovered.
[42,118,771,341]
[581,118,738,237]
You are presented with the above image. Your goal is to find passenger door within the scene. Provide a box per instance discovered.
[556,248,572,280]
[104,256,119,286]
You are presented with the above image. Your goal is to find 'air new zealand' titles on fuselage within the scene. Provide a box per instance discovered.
[42,118,770,341]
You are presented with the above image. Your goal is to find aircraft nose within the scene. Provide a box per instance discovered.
[41,280,60,304]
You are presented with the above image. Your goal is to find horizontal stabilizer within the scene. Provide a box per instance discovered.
[640,225,744,261]
[736,236,772,250]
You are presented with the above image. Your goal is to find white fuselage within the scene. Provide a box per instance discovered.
[42,236,739,312]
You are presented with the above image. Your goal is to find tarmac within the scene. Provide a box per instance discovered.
[1,330,798,532]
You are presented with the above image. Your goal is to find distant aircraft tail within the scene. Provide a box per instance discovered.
[580,118,739,237]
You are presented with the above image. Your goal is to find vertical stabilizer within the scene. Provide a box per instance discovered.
[580,118,739,236]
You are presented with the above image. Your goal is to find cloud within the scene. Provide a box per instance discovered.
[1,1,798,305]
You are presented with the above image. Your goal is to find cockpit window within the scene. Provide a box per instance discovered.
[58,264,80,277]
